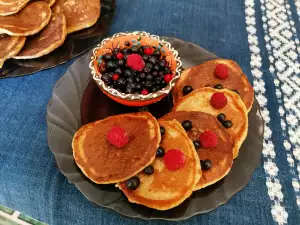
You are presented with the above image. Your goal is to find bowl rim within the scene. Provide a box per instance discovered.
[89,31,182,101]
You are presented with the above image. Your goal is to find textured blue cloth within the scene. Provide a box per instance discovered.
[1,0,300,224]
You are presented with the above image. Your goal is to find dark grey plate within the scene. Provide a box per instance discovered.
[0,0,115,78]
[46,37,264,221]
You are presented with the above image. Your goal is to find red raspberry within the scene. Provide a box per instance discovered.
[126,54,145,71]
[112,74,119,81]
[164,74,173,83]
[141,89,149,95]
[210,92,227,109]
[163,149,186,171]
[116,52,124,60]
[215,64,229,79]
[143,47,154,55]
[106,126,129,148]
[199,130,218,148]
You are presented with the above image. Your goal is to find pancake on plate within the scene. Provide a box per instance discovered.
[72,112,161,184]
[173,59,254,112]
[0,0,30,16]
[0,34,25,67]
[14,13,66,59]
[118,120,201,210]
[0,1,52,36]
[163,111,234,189]
[173,87,248,159]
[42,0,56,7]
[52,0,100,34]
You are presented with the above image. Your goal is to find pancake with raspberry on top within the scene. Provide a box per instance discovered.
[163,111,234,189]
[117,120,201,210]
[172,59,254,112]
[72,112,161,184]
[173,87,248,159]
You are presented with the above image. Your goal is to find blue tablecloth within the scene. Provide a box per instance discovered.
[1,0,300,224]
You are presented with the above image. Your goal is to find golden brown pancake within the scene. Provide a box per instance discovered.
[118,120,201,210]
[14,13,66,59]
[163,111,234,189]
[52,0,100,34]
[173,59,254,112]
[0,34,25,67]
[173,87,248,159]
[0,0,30,16]
[42,0,56,7]
[72,112,161,184]
[0,1,52,36]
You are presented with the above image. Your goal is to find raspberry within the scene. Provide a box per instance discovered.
[163,149,185,171]
[210,92,227,109]
[112,74,119,81]
[116,52,124,60]
[141,89,149,95]
[106,126,129,148]
[215,64,229,79]
[199,130,218,148]
[164,74,173,83]
[126,54,145,71]
[143,47,154,55]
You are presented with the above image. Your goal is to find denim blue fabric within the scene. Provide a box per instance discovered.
[0,0,299,224]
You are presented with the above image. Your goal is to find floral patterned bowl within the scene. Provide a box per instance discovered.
[89,31,182,106]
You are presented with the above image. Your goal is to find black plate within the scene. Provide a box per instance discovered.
[46,37,264,221]
[0,0,115,78]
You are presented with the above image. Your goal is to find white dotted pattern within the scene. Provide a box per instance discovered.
[260,0,300,211]
[245,0,288,224]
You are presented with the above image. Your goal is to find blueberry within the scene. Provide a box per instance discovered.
[183,85,193,95]
[144,67,151,73]
[106,60,117,70]
[113,48,120,55]
[159,60,166,68]
[124,41,130,47]
[200,159,212,170]
[144,81,153,90]
[115,67,122,75]
[125,87,134,94]
[214,84,223,89]
[142,55,149,61]
[125,176,140,190]
[156,147,165,157]
[139,72,146,79]
[153,65,160,71]
[182,120,192,131]
[231,89,240,95]
[160,126,165,136]
[108,72,114,78]
[146,74,153,81]
[146,62,153,69]
[101,73,111,84]
[127,77,134,83]
[117,59,125,67]
[153,50,160,57]
[152,71,158,77]
[117,77,126,88]
[160,80,167,88]
[135,77,141,83]
[217,113,226,123]
[152,87,159,92]
[124,69,132,77]
[123,48,131,55]
[158,71,164,78]
[154,78,161,85]
[103,53,113,61]
[131,71,137,77]
[143,165,154,175]
[222,120,233,128]
[164,68,171,74]
[149,57,157,64]
[135,83,142,91]
[193,140,201,149]
[131,46,139,53]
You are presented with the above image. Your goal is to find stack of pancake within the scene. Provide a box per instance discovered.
[0,0,101,67]
[72,59,254,210]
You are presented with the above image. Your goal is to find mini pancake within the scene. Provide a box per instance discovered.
[42,0,56,7]
[0,34,25,67]
[118,120,201,210]
[52,0,100,34]
[0,1,52,36]
[0,0,30,16]
[163,111,234,189]
[14,13,67,59]
[173,87,248,159]
[173,59,254,112]
[72,112,161,184]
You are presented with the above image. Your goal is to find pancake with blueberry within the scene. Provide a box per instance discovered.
[163,111,234,189]
[117,120,201,210]
[172,59,254,112]
[173,87,248,159]
[72,112,161,184]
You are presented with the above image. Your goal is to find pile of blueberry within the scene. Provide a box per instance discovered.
[99,41,174,95]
